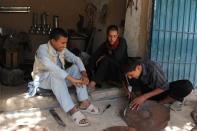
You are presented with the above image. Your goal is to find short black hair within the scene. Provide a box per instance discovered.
[107,25,118,35]
[49,28,68,40]
[125,58,142,73]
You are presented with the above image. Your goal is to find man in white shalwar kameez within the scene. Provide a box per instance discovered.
[31,28,99,127]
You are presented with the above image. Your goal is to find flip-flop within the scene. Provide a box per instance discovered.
[71,111,89,127]
[79,104,100,115]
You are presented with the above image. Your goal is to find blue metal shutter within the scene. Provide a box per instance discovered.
[150,0,197,88]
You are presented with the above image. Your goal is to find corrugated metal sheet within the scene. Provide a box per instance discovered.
[150,0,197,87]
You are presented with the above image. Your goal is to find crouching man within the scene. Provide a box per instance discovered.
[124,58,193,110]
[31,28,99,126]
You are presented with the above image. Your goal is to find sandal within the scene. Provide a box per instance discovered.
[170,101,183,111]
[71,111,89,127]
[79,104,100,115]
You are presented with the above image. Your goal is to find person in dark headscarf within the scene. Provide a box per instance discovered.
[87,25,128,90]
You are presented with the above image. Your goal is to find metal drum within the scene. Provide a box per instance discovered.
[123,100,170,131]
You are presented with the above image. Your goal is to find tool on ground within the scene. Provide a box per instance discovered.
[124,99,131,117]
[124,74,133,100]
[49,109,66,127]
[102,104,111,114]
[124,75,133,116]
[125,74,133,93]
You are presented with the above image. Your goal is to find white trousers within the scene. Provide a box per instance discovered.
[34,64,89,112]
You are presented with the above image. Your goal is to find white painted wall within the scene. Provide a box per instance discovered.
[124,0,142,57]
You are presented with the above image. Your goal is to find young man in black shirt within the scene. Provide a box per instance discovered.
[125,59,193,110]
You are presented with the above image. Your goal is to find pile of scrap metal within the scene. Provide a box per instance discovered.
[29,12,59,35]
[0,28,31,85]
[0,29,31,68]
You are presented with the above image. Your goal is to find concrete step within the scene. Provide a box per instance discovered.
[89,84,126,101]
[0,83,126,112]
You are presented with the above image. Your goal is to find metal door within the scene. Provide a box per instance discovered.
[150,0,197,87]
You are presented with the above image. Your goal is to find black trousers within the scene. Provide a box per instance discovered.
[88,56,123,84]
[131,79,193,102]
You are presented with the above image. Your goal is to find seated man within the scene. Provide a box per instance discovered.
[88,25,128,90]
[124,58,193,110]
[31,28,99,127]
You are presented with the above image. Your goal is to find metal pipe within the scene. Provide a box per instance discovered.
[53,15,59,28]
[41,12,48,26]
[0,6,31,13]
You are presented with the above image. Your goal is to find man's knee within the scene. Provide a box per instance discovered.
[68,64,81,78]
[181,80,193,95]
[97,57,114,69]
[70,64,79,70]
[170,80,193,98]
[70,64,79,71]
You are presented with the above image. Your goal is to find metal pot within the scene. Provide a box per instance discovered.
[53,15,59,28]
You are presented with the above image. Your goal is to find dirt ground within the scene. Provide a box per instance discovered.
[0,83,196,131]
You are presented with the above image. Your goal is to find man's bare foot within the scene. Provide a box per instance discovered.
[80,100,91,109]
[88,81,96,91]
[70,106,78,115]
[79,100,100,115]
[70,106,89,126]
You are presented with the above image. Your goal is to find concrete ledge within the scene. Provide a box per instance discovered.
[90,86,126,101]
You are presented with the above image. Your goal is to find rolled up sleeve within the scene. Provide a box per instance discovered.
[64,49,86,71]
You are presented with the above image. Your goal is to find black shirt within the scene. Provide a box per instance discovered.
[131,60,169,91]
[89,37,128,69]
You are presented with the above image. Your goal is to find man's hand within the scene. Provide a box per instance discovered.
[130,88,165,110]
[108,49,112,55]
[123,84,131,99]
[81,71,89,85]
[66,75,84,87]
[81,75,89,85]
[130,95,147,110]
